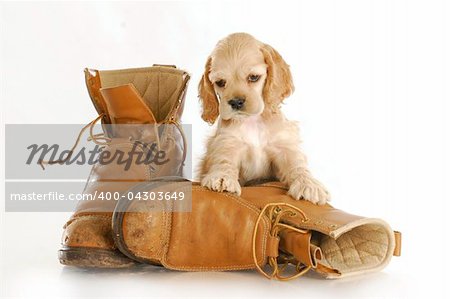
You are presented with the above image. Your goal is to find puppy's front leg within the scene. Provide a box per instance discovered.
[200,138,242,195]
[273,149,330,205]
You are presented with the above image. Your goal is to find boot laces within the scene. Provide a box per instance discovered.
[252,203,311,281]
[39,113,187,169]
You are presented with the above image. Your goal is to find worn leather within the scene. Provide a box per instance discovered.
[115,182,270,270]
[62,214,116,250]
[241,182,400,278]
[113,180,401,279]
[61,66,190,257]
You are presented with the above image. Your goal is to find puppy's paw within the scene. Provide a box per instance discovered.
[288,177,330,205]
[201,173,242,195]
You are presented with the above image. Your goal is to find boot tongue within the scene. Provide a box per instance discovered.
[100,84,158,140]
[100,84,157,125]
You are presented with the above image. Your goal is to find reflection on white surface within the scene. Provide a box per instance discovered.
[0,213,410,299]
[10,262,407,299]
[0,212,409,298]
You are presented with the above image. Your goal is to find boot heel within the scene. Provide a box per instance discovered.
[59,246,137,268]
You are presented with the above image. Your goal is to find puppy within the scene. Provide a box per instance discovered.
[197,33,329,205]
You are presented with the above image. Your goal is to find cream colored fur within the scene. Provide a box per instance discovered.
[198,33,329,205]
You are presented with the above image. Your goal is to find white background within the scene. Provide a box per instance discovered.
[0,0,449,298]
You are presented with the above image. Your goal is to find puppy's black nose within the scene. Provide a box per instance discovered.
[228,98,245,110]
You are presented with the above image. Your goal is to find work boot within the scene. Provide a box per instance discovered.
[59,65,190,268]
[111,178,401,279]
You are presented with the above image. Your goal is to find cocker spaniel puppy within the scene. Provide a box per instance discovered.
[198,33,329,205]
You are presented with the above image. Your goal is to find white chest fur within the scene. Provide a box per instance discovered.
[238,116,266,146]
[235,116,271,181]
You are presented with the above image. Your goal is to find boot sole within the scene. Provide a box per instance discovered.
[59,246,137,268]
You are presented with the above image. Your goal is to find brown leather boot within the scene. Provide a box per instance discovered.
[59,65,190,268]
[111,179,401,279]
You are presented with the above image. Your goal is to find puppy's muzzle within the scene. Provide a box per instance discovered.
[228,97,246,111]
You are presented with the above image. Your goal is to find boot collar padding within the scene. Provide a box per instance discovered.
[85,66,190,124]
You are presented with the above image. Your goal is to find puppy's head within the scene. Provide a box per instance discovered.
[199,33,294,124]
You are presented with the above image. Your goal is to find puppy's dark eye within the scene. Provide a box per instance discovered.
[248,74,261,83]
[215,79,226,88]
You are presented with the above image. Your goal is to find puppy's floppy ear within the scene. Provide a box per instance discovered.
[198,56,219,124]
[261,43,294,109]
